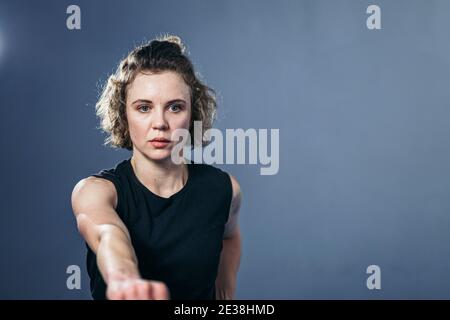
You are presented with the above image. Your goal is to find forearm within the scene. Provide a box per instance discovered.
[95,226,170,300]
[96,226,140,284]
[215,227,241,300]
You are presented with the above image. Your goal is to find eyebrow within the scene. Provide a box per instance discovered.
[131,98,187,106]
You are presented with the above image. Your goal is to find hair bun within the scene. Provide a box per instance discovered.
[157,34,186,54]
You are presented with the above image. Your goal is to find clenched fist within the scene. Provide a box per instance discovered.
[107,278,170,300]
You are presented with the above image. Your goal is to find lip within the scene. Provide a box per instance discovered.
[150,137,171,142]
[149,138,171,148]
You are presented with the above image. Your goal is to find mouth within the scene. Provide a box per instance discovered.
[150,138,171,143]
[149,137,171,148]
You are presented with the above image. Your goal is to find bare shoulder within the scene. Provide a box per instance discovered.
[71,176,118,215]
[71,176,129,252]
[223,174,242,238]
[228,174,242,212]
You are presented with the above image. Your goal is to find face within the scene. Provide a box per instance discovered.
[126,70,192,162]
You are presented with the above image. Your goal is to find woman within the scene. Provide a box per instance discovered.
[71,35,242,300]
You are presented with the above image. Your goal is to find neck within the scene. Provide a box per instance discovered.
[131,152,188,198]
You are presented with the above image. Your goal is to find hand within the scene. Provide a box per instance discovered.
[106,277,170,300]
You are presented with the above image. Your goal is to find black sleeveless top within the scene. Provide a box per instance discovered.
[86,158,233,300]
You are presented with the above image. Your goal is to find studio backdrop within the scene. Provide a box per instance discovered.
[0,0,450,299]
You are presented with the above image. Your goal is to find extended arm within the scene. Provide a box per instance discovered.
[71,177,169,300]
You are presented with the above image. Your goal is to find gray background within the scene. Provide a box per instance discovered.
[0,0,449,299]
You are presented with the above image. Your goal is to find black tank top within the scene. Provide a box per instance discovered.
[86,158,232,300]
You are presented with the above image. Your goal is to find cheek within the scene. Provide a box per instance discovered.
[171,112,191,129]
[127,114,147,140]
[180,116,191,129]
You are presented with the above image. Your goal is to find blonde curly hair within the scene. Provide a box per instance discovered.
[95,35,217,151]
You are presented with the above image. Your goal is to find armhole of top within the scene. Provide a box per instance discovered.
[224,172,234,222]
[90,174,123,216]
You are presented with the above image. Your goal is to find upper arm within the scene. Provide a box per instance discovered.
[223,174,242,238]
[71,176,131,253]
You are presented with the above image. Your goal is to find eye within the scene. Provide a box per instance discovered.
[169,104,182,112]
[138,105,150,113]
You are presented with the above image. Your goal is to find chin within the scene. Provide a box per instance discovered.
[146,150,174,162]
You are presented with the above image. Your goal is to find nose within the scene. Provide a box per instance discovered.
[152,108,168,131]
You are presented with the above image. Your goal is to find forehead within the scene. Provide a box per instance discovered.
[126,71,191,103]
